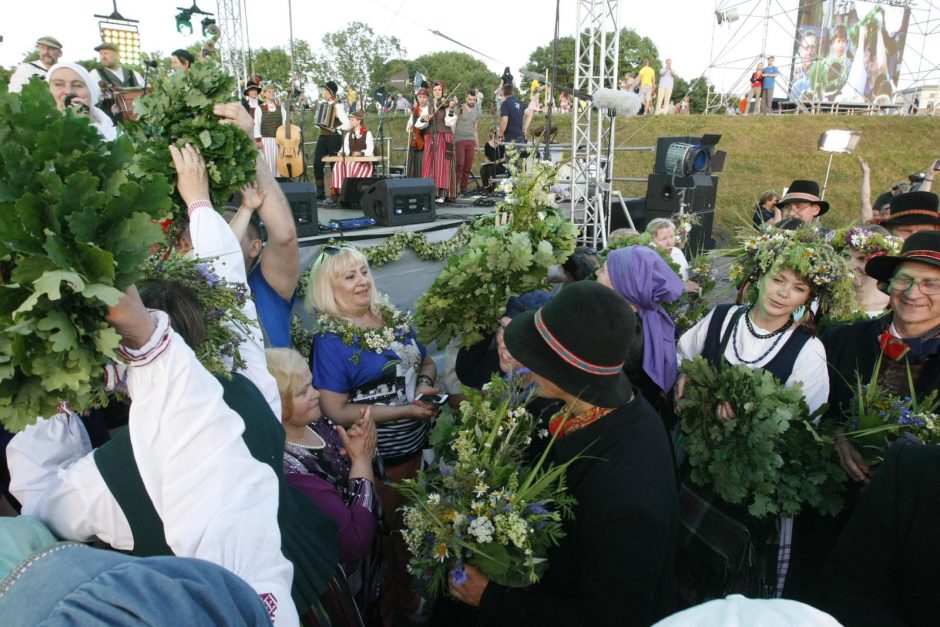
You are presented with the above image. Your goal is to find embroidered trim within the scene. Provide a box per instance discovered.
[118,310,172,366]
[901,249,940,262]
[885,210,940,222]
[534,310,623,376]
[186,199,213,217]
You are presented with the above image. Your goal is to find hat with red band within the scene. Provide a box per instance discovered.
[879,191,940,229]
[865,230,940,283]
[504,281,634,407]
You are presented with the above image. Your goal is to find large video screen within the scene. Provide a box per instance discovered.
[790,0,911,104]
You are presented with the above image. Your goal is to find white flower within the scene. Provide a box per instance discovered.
[468,516,495,544]
[474,481,489,497]
[427,493,441,506]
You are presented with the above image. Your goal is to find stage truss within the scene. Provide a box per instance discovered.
[215,0,249,86]
[569,0,620,248]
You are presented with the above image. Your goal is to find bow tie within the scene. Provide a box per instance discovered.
[878,330,911,361]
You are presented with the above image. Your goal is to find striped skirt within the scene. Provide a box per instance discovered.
[421,131,457,197]
[330,160,374,193]
[259,137,279,177]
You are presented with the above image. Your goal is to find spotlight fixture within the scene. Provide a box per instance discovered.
[201,16,216,37]
[715,9,739,25]
[175,9,194,34]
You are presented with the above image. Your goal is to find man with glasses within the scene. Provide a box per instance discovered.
[822,230,940,485]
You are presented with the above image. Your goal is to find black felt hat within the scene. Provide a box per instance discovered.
[504,281,634,408]
[879,191,940,229]
[322,80,339,98]
[866,230,940,283]
[775,179,830,215]
[243,84,260,96]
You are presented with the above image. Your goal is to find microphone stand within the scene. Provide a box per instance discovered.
[376,104,388,177]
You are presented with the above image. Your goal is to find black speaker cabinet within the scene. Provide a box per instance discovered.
[360,178,436,226]
[644,173,718,256]
[278,181,319,238]
[339,176,384,209]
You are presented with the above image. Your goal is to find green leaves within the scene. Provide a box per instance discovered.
[679,356,846,519]
[126,61,257,212]
[0,84,170,432]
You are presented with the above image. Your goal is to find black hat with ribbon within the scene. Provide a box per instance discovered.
[879,191,940,229]
[504,281,634,407]
[866,230,940,283]
[322,80,339,98]
[775,179,830,215]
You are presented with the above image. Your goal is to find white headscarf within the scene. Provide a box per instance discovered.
[46,62,117,141]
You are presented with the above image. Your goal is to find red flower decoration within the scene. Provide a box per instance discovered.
[878,331,910,361]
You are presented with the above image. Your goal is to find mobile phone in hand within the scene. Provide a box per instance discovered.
[933,159,940,171]
[415,393,449,405]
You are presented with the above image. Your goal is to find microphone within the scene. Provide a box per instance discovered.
[590,88,641,116]
[63,93,90,114]
[144,59,159,68]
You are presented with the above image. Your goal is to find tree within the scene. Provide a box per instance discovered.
[410,51,498,100]
[316,22,404,100]
[252,40,319,93]
[524,28,661,91]
[673,75,713,114]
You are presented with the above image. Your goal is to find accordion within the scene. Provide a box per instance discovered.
[314,101,337,131]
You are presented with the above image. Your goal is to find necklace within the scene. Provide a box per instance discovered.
[744,304,794,339]
[549,405,615,439]
[732,306,792,365]
[286,429,326,451]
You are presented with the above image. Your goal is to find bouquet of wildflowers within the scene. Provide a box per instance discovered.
[842,354,940,465]
[397,375,577,597]
[671,211,701,249]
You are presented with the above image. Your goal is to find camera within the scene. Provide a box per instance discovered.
[909,172,926,183]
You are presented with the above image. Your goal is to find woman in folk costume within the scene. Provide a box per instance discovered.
[330,110,374,197]
[405,87,429,178]
[46,62,117,141]
[253,85,287,177]
[421,80,458,203]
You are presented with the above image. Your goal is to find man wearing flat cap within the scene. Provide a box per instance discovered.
[877,191,940,241]
[8,36,63,93]
[92,41,143,98]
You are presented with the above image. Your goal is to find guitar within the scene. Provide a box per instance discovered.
[275,95,304,179]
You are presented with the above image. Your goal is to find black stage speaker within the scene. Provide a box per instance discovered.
[278,181,319,238]
[339,176,384,209]
[360,178,436,226]
[644,173,719,256]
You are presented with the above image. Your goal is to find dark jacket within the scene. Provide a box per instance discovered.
[477,390,679,626]
[821,444,940,626]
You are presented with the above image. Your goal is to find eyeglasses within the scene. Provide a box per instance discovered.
[888,275,940,295]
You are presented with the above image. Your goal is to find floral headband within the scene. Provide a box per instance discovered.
[825,226,902,259]
[727,224,857,319]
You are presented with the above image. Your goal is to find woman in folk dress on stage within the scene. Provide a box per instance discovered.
[421,80,458,203]
[330,110,375,197]
[253,85,287,177]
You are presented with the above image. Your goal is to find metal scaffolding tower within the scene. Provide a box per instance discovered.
[216,0,248,85]
[569,0,620,248]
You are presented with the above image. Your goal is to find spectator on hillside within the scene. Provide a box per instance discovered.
[760,57,780,113]
[753,190,782,227]
[559,91,572,113]
[744,61,763,115]
[657,59,676,115]
[637,60,656,114]
[395,93,409,113]
[620,73,636,92]
[680,96,690,115]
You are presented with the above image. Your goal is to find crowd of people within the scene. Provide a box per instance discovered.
[3,33,940,627]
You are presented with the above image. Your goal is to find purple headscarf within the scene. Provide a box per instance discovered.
[606,246,684,393]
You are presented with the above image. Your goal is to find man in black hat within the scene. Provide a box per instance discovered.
[8,36,63,93]
[448,281,678,626]
[313,80,351,201]
[241,83,261,118]
[92,42,142,95]
[823,230,940,484]
[776,179,830,223]
[877,191,940,241]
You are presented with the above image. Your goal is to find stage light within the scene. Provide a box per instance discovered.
[99,22,141,66]
[715,9,739,25]
[176,10,193,34]
[818,129,860,154]
[201,16,216,37]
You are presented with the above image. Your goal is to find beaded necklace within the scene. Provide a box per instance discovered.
[732,304,795,365]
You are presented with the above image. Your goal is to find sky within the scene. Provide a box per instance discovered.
[3,0,938,95]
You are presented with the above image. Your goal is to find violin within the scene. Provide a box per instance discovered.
[276,96,304,179]
[410,104,425,151]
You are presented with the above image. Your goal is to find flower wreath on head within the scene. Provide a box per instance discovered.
[314,304,414,365]
[140,253,254,376]
[727,224,858,320]
[825,226,903,259]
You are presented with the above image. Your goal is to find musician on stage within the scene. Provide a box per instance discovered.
[405,87,430,178]
[8,36,62,93]
[242,83,260,118]
[170,49,195,73]
[422,80,458,204]
[313,80,351,201]
[330,110,375,197]
[92,42,143,96]
[253,85,287,177]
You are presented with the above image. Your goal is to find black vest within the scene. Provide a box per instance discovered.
[259,104,282,138]
[99,67,139,89]
[702,304,812,383]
